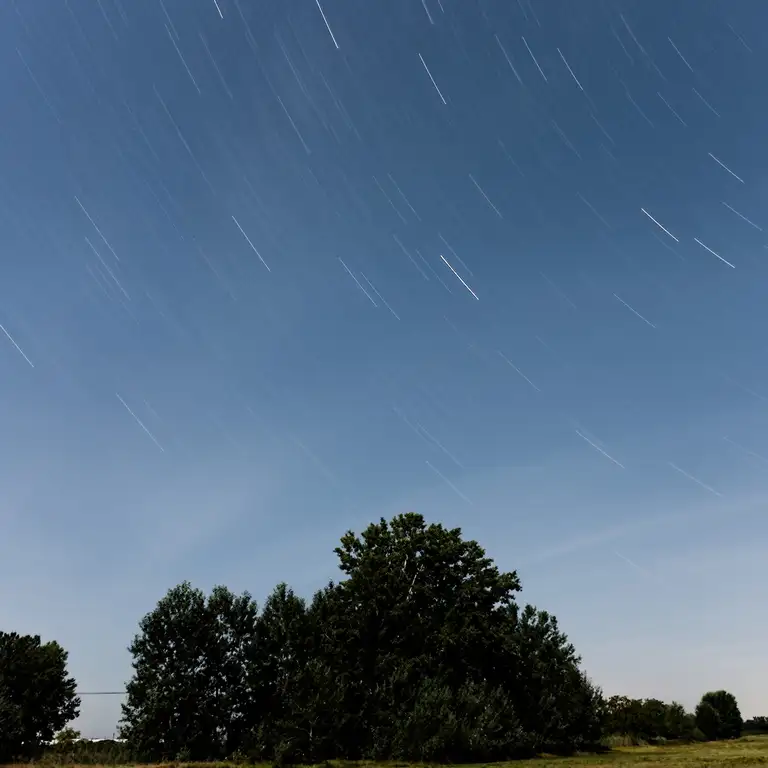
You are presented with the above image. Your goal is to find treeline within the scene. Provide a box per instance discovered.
[745,717,768,734]
[0,513,750,764]
[604,692,742,744]
[118,513,605,763]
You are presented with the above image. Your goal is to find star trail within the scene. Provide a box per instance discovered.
[2,0,768,738]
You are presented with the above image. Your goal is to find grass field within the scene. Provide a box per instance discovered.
[509,734,768,766]
[11,736,768,768]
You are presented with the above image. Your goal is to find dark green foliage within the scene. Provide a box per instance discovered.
[695,700,723,740]
[603,695,701,743]
[664,701,700,741]
[119,582,261,761]
[118,512,607,762]
[697,690,742,740]
[744,716,768,734]
[501,605,605,753]
[387,675,534,762]
[0,632,80,762]
[602,691,743,745]
[4,511,747,763]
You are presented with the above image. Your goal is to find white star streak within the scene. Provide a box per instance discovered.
[613,294,656,328]
[667,37,694,72]
[693,238,735,269]
[116,393,165,452]
[667,462,721,497]
[418,53,447,105]
[232,216,271,272]
[338,258,377,307]
[439,254,479,300]
[469,174,503,218]
[575,429,625,469]
[0,324,34,367]
[522,36,547,82]
[723,436,768,464]
[75,196,120,260]
[722,202,762,231]
[708,152,744,184]
[314,0,339,49]
[497,350,541,392]
[557,48,584,91]
[361,272,400,320]
[640,208,679,242]
[495,35,523,84]
[426,461,473,505]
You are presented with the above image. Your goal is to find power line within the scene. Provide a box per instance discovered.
[76,691,125,695]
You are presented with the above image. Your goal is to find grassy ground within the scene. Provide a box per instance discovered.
[508,734,768,766]
[11,736,768,768]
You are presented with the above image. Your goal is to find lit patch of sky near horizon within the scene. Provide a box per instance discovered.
[2,0,768,737]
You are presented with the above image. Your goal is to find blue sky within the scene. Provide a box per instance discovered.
[1,0,768,738]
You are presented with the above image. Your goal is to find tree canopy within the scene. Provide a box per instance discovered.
[696,690,742,740]
[119,512,605,762]
[0,513,751,763]
[0,631,80,762]
[0,512,749,763]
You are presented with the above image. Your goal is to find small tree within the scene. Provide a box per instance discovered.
[695,701,722,740]
[0,632,80,761]
[697,690,742,740]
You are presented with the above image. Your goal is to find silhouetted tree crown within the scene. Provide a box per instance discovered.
[0,631,80,762]
[117,512,746,762]
[696,690,742,740]
[119,512,605,762]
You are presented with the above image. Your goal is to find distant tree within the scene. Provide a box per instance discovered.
[744,716,768,734]
[697,690,742,740]
[695,700,722,740]
[0,631,80,761]
[640,698,669,739]
[664,701,698,740]
[603,696,698,742]
[604,695,643,737]
[119,582,261,761]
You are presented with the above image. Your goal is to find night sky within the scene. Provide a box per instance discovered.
[2,0,768,737]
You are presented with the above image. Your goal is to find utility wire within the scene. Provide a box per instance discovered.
[76,691,125,695]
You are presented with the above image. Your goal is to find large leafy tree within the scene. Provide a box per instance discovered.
[697,690,742,740]
[119,512,607,762]
[328,512,523,758]
[324,512,603,759]
[0,631,80,761]
[119,582,260,761]
[334,512,521,680]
